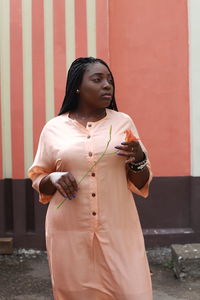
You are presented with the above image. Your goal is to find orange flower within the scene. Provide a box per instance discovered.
[124,129,139,142]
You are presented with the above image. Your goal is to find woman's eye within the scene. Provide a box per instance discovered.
[93,78,101,82]
[92,77,113,85]
[109,79,113,85]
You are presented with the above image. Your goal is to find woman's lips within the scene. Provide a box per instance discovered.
[101,94,112,100]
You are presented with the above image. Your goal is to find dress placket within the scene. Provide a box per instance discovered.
[85,123,98,234]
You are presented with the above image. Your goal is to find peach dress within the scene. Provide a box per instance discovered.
[28,108,153,300]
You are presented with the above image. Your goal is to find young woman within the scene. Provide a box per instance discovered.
[28,57,153,300]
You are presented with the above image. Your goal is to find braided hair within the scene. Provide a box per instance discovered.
[58,57,118,115]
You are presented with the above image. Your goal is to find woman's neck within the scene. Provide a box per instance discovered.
[72,106,106,120]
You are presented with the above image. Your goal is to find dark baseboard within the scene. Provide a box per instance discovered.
[134,176,200,247]
[0,176,200,249]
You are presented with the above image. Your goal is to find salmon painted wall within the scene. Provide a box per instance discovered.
[109,0,190,177]
[0,0,191,179]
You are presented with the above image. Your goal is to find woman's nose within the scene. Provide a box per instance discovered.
[103,80,112,89]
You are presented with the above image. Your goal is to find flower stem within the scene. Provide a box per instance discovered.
[56,197,67,209]
[104,150,118,155]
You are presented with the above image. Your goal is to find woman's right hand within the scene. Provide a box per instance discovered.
[50,172,78,200]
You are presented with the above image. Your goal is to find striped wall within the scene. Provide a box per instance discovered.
[0,0,12,178]
[0,0,199,180]
[0,0,109,179]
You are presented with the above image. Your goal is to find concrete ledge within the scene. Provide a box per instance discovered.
[146,247,172,265]
[171,243,200,279]
[0,237,13,254]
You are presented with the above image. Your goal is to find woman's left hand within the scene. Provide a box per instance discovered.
[114,140,144,164]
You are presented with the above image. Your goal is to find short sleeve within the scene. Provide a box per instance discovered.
[125,116,153,198]
[27,124,56,204]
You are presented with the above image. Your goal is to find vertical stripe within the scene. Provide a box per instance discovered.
[44,0,55,121]
[86,0,96,57]
[65,0,76,71]
[188,0,200,176]
[75,0,87,58]
[0,0,12,178]
[0,13,2,178]
[32,0,46,155]
[0,71,2,178]
[22,0,33,176]
[96,0,109,62]
[54,0,66,115]
[10,0,24,178]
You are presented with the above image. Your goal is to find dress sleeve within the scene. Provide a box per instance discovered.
[27,124,56,204]
[125,116,153,198]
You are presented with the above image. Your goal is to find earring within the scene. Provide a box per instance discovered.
[76,89,80,94]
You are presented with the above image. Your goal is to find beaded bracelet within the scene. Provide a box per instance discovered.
[128,152,148,173]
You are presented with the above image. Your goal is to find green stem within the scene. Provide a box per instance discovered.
[56,197,67,209]
[104,150,118,155]
[56,125,113,209]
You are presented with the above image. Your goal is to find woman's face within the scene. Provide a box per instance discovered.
[78,62,114,109]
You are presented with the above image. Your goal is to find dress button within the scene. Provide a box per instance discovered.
[92,193,96,197]
[91,172,95,176]
[88,152,92,157]
[92,211,96,216]
[87,135,91,139]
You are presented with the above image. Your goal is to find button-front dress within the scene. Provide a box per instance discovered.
[28,108,153,300]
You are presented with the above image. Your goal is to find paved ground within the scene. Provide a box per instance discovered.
[0,249,200,300]
[152,264,200,300]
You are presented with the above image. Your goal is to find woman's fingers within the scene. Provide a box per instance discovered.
[115,145,129,151]
[55,182,69,199]
[117,151,136,157]
[52,172,78,200]
[125,156,136,164]
[115,145,137,156]
[59,179,73,200]
[68,172,78,192]
[115,140,140,159]
[115,141,138,151]
[64,176,76,199]
[57,174,72,199]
